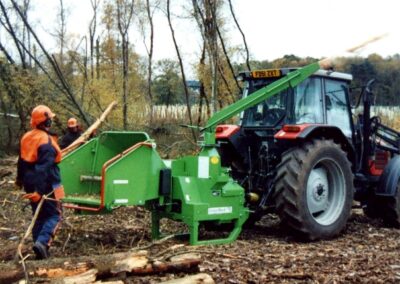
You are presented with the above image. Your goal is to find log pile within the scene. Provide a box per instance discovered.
[0,250,210,283]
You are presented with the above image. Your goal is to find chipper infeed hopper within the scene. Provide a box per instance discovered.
[60,131,249,245]
[60,61,322,245]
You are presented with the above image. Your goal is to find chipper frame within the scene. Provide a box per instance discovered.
[59,62,321,245]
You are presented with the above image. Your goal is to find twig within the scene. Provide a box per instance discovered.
[132,231,146,248]
[0,207,8,220]
[161,249,251,262]
[154,244,185,258]
[2,198,16,205]
[15,191,55,282]
[62,232,71,252]
[0,227,16,232]
[132,234,175,251]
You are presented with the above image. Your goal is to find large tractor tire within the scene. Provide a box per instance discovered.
[376,156,400,227]
[274,139,354,240]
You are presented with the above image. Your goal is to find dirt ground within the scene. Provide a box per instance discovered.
[1,156,400,283]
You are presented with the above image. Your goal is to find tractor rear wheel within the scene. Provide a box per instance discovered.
[275,139,353,240]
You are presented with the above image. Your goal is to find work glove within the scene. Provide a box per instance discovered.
[22,192,41,203]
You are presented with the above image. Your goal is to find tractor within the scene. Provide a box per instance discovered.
[215,65,400,240]
[59,61,400,244]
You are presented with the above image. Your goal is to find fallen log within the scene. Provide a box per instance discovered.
[0,250,202,283]
[61,101,117,156]
[159,273,215,284]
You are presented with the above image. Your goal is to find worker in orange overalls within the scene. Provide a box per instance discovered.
[59,117,82,149]
[16,105,64,259]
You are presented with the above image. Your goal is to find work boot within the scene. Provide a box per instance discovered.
[33,241,49,260]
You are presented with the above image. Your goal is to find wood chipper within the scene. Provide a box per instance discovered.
[60,58,400,244]
[59,62,322,245]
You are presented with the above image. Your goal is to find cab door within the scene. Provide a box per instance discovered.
[324,79,353,137]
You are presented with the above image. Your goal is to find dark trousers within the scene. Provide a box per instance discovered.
[30,198,62,246]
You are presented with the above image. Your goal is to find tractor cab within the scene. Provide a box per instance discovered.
[238,68,353,137]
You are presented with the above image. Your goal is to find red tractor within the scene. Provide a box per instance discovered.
[216,67,400,240]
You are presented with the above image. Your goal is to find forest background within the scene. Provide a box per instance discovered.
[1,0,400,155]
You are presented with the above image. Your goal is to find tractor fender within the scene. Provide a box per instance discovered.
[375,155,400,196]
[275,124,355,165]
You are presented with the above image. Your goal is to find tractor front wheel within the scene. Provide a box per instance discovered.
[275,139,353,240]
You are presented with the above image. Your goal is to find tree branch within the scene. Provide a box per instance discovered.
[228,0,251,71]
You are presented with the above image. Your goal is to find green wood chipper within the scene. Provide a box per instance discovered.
[60,61,349,245]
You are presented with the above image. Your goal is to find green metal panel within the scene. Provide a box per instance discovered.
[92,132,150,175]
[60,139,99,197]
[103,144,165,209]
[60,131,150,207]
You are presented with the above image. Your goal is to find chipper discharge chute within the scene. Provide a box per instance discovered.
[60,131,249,245]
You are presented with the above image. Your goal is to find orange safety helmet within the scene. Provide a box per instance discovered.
[30,105,56,128]
[67,117,78,128]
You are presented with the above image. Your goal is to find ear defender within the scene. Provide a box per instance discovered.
[44,118,52,127]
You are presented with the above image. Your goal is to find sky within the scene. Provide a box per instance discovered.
[7,0,400,71]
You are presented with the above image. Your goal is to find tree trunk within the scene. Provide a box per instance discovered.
[0,250,201,283]
[142,0,155,125]
[228,0,251,71]
[166,0,196,141]
[116,0,134,130]
[0,1,27,68]
[216,24,241,93]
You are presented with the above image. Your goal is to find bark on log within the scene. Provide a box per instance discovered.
[0,250,202,283]
[61,101,117,157]
[51,269,98,284]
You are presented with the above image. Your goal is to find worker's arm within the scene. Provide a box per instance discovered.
[59,133,73,149]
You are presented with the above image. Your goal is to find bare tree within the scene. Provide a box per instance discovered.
[166,0,195,140]
[0,0,26,68]
[215,24,241,93]
[56,0,67,66]
[21,0,31,67]
[116,0,134,130]
[192,0,218,114]
[0,40,15,64]
[10,0,91,125]
[145,0,155,123]
[228,0,251,71]
[95,36,100,79]
[205,0,218,114]
[197,42,210,127]
[89,0,100,79]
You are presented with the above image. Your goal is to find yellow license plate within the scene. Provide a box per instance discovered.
[251,69,281,78]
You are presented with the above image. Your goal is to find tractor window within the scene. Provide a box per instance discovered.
[325,79,351,136]
[241,79,288,127]
[294,78,323,124]
[242,90,288,127]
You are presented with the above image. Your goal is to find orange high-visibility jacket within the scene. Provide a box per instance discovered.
[17,129,62,194]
